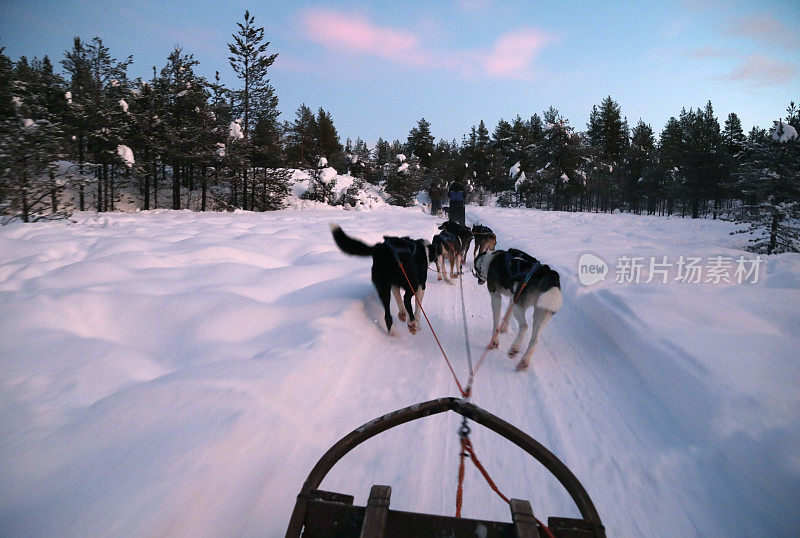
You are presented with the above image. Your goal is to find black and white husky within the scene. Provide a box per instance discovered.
[330,224,430,335]
[473,248,562,370]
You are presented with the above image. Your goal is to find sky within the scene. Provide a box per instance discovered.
[1,0,798,146]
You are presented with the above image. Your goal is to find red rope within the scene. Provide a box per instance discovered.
[396,260,469,398]
[397,258,554,538]
[460,436,556,538]
[465,282,528,393]
[455,437,468,517]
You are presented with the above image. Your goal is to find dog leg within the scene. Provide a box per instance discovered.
[376,283,393,334]
[516,308,554,370]
[392,286,407,322]
[508,304,528,358]
[411,286,425,333]
[438,255,447,282]
[490,291,502,348]
[404,287,419,334]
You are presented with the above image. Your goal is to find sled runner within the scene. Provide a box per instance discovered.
[285,397,605,537]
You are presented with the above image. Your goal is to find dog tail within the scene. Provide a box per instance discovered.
[536,286,563,314]
[330,223,375,257]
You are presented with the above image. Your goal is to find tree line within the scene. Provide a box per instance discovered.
[1,10,798,253]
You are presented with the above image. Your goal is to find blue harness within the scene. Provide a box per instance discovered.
[386,238,419,265]
[504,249,541,295]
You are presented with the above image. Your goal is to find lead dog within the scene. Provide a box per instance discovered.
[430,230,462,283]
[470,224,497,262]
[473,248,562,370]
[330,224,429,334]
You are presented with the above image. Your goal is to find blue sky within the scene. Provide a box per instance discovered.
[1,0,798,145]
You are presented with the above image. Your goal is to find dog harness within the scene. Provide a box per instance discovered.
[386,238,419,265]
[472,225,493,236]
[439,230,460,249]
[503,249,541,295]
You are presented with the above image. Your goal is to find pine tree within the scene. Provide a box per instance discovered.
[228,10,279,209]
[627,120,656,213]
[385,153,422,206]
[732,119,800,253]
[521,107,583,210]
[586,96,629,211]
[406,117,435,169]
[285,104,318,166]
[0,55,64,222]
[316,107,343,168]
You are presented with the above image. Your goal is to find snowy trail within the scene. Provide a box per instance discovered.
[1,207,799,536]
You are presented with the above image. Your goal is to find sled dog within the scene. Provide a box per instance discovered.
[330,224,429,334]
[470,224,497,262]
[430,230,463,283]
[438,221,472,267]
[473,248,562,370]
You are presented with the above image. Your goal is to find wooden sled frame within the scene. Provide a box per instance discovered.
[286,397,605,537]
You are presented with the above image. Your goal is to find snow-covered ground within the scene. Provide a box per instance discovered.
[1,206,798,536]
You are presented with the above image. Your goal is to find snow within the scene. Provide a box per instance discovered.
[1,207,799,536]
[229,120,243,140]
[514,171,527,190]
[318,157,328,168]
[12,96,22,109]
[318,166,337,184]
[118,99,129,113]
[396,153,406,162]
[64,91,72,104]
[216,143,226,158]
[116,144,134,167]
[398,162,409,173]
[771,120,798,142]
[22,118,34,130]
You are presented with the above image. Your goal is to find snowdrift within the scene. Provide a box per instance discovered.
[1,206,798,536]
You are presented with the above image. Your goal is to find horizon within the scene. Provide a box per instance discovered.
[1,0,798,146]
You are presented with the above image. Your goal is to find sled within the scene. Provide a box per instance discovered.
[285,397,605,537]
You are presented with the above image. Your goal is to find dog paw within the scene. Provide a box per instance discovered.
[398,311,407,322]
[437,275,442,281]
[508,348,519,358]
[490,337,500,348]
[515,358,530,371]
[407,321,419,334]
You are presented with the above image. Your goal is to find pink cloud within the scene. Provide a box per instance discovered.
[297,8,553,80]
[725,14,796,50]
[301,9,421,63]
[687,46,737,60]
[720,54,797,86]
[483,29,551,80]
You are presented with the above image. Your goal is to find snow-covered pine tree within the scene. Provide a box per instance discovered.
[316,108,343,171]
[0,55,65,223]
[78,37,132,212]
[406,117,435,169]
[61,38,95,210]
[385,153,422,206]
[731,119,800,254]
[228,10,279,210]
[586,96,629,212]
[520,107,583,211]
[626,120,656,214]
